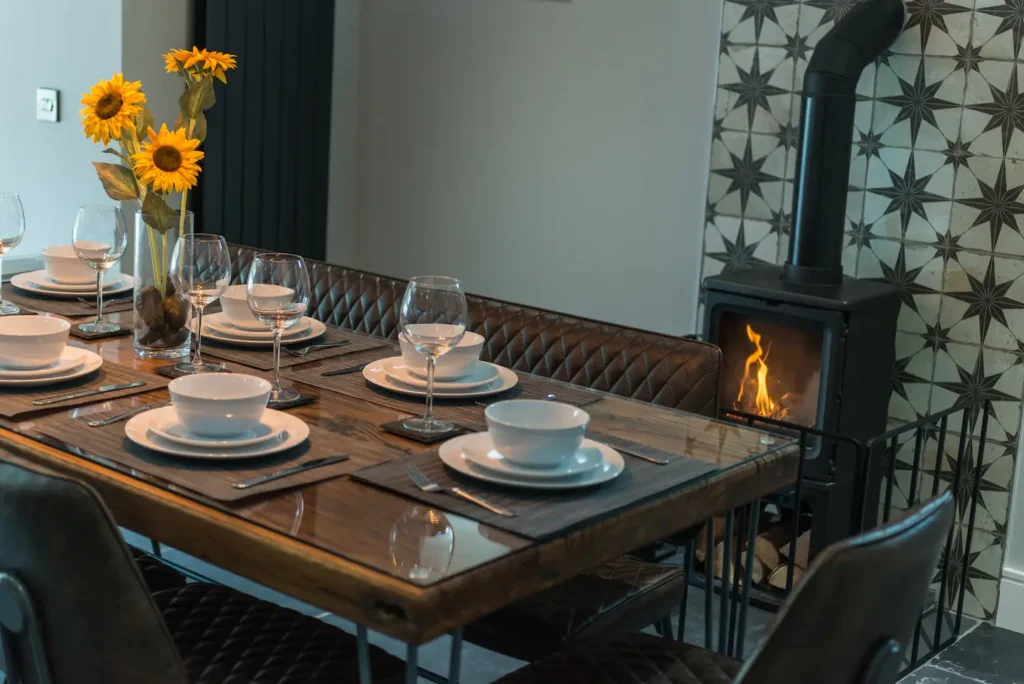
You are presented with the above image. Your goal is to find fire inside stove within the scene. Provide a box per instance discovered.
[719,313,824,428]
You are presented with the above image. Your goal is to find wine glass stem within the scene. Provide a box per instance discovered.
[424,355,437,424]
[94,271,105,326]
[273,328,283,395]
[193,305,205,368]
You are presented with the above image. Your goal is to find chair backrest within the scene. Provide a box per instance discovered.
[735,491,955,684]
[227,243,722,415]
[0,456,188,684]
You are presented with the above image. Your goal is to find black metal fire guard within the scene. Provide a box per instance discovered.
[671,397,993,678]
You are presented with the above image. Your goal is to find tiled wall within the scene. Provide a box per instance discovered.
[699,0,1024,619]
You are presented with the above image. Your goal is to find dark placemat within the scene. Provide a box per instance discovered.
[2,283,134,317]
[155,363,230,379]
[0,361,168,420]
[267,390,318,411]
[380,419,473,445]
[283,362,604,431]
[200,326,388,371]
[70,323,133,341]
[352,448,717,540]
[26,395,409,502]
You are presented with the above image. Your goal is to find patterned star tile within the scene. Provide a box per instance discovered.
[857,238,946,332]
[975,0,1024,61]
[890,0,975,57]
[862,147,955,243]
[935,524,1002,618]
[872,56,966,152]
[891,331,938,420]
[716,46,797,134]
[961,58,1024,159]
[721,0,801,46]
[950,155,1024,255]
[941,252,1024,349]
[707,132,787,220]
[703,217,779,276]
[800,0,865,49]
[931,342,1024,445]
[922,432,1015,530]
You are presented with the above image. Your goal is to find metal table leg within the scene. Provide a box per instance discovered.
[406,644,419,684]
[357,624,371,684]
[449,628,464,684]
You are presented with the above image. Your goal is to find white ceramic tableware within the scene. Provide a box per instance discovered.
[12,271,133,298]
[0,316,71,369]
[382,357,499,391]
[439,433,623,490]
[203,312,312,340]
[485,400,589,469]
[400,330,484,380]
[125,406,309,460]
[147,406,286,448]
[463,436,603,480]
[362,358,519,398]
[196,315,325,348]
[168,373,272,437]
[0,348,102,387]
[41,244,100,284]
[0,347,85,379]
[220,283,294,330]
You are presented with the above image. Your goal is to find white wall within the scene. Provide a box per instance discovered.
[336,0,721,335]
[998,409,1024,631]
[0,0,123,262]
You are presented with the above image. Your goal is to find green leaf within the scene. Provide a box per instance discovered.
[92,162,138,201]
[178,78,214,121]
[102,147,132,166]
[173,112,186,131]
[200,78,216,110]
[141,193,177,235]
[193,112,207,144]
[135,105,154,139]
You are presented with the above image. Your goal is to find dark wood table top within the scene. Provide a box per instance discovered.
[0,309,799,644]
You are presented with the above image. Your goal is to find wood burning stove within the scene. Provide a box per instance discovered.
[703,0,907,551]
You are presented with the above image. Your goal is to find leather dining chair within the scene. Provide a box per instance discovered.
[0,456,407,684]
[492,490,955,684]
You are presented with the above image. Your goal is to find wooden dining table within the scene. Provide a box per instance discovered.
[0,307,799,683]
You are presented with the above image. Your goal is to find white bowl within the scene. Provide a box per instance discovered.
[485,400,589,469]
[220,284,294,330]
[168,373,272,437]
[0,316,71,369]
[400,330,485,380]
[41,245,98,285]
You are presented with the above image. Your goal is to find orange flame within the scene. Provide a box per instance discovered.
[735,324,785,419]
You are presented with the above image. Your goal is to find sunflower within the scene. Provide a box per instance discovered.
[202,50,237,83]
[132,124,204,193]
[163,48,193,74]
[80,74,146,145]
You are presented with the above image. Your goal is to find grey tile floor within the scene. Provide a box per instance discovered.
[898,623,1024,684]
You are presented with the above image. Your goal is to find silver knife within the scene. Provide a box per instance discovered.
[321,363,370,377]
[232,455,349,490]
[32,381,146,406]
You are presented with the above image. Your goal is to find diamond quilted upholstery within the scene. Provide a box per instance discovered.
[153,583,405,684]
[130,547,188,593]
[228,244,721,415]
[494,633,741,684]
[464,556,688,662]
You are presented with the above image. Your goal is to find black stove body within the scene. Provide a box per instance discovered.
[702,0,907,551]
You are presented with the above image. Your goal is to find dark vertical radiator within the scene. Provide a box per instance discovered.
[193,0,335,259]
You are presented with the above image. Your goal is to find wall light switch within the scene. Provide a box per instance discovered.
[36,88,58,123]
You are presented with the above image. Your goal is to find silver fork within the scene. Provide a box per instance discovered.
[405,464,517,517]
[87,402,170,427]
[282,341,351,358]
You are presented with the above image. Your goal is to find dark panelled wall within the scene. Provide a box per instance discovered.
[193,0,335,259]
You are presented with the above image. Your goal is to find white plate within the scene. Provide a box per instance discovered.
[0,347,86,379]
[11,271,134,299]
[458,432,603,480]
[0,348,102,387]
[197,317,327,348]
[203,312,312,340]
[363,358,519,398]
[439,434,624,490]
[382,358,499,391]
[25,270,124,292]
[125,407,310,460]
[146,406,287,448]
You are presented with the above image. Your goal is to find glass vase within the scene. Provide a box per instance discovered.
[133,210,193,358]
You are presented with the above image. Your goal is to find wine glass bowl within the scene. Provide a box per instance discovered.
[72,205,127,333]
[170,233,231,374]
[246,253,311,403]
[399,275,469,434]
[0,193,27,315]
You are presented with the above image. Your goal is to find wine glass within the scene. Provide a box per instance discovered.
[399,276,468,433]
[72,205,127,333]
[0,194,26,315]
[246,253,311,403]
[389,506,455,583]
[170,233,231,374]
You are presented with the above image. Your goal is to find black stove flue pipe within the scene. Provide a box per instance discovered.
[783,0,906,286]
